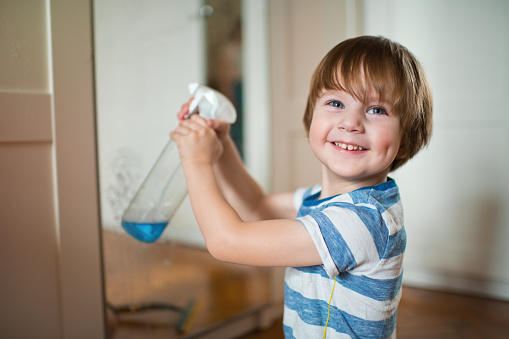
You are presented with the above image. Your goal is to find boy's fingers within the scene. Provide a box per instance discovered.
[169,130,181,141]
[179,117,210,135]
[189,114,208,126]
[177,97,194,120]
[178,104,189,120]
[178,120,199,132]
[171,126,190,137]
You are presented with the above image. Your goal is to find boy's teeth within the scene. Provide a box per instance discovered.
[334,142,363,151]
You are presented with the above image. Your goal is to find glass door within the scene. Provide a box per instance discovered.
[93,1,273,338]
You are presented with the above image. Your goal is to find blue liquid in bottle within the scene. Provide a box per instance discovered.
[121,220,169,243]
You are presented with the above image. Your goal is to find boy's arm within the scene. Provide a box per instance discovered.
[171,115,321,267]
[180,101,296,221]
[212,132,296,221]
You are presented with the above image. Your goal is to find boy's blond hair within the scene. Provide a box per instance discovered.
[303,35,433,171]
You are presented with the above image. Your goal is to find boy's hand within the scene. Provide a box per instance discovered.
[207,118,231,142]
[170,114,223,166]
[177,99,232,142]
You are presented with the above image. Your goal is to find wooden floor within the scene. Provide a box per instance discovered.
[243,287,509,339]
[103,231,272,339]
[103,231,509,338]
[396,286,509,338]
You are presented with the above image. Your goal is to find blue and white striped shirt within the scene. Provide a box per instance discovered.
[284,179,406,338]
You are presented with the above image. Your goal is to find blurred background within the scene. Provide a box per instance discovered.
[1,0,508,338]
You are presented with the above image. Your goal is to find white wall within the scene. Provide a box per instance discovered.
[363,0,509,299]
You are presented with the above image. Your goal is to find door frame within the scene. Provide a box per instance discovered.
[51,0,106,337]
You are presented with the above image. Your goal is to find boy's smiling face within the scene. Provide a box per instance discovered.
[309,88,403,196]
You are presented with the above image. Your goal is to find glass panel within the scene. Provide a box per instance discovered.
[94,1,270,338]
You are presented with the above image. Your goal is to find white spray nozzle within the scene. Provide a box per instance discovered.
[187,83,237,123]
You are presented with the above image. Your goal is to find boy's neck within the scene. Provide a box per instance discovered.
[319,171,389,199]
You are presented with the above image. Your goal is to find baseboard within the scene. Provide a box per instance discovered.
[403,266,509,301]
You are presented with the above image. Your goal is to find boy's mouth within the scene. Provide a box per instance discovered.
[332,141,365,151]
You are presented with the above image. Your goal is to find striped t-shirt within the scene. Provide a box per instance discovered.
[283,179,406,338]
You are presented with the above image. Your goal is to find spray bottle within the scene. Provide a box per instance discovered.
[121,83,237,243]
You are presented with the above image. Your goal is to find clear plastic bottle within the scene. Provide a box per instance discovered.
[121,83,237,243]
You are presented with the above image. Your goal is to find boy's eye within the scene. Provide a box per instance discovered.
[368,107,387,115]
[328,100,344,108]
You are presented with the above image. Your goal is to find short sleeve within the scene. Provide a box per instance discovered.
[297,204,383,278]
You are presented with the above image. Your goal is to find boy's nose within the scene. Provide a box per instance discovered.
[337,110,364,133]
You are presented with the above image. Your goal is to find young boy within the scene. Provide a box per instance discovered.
[171,35,433,338]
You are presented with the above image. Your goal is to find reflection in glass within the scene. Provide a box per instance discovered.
[95,1,271,338]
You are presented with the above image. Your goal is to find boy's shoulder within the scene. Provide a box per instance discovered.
[296,178,400,209]
[296,179,403,234]
[348,178,401,210]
